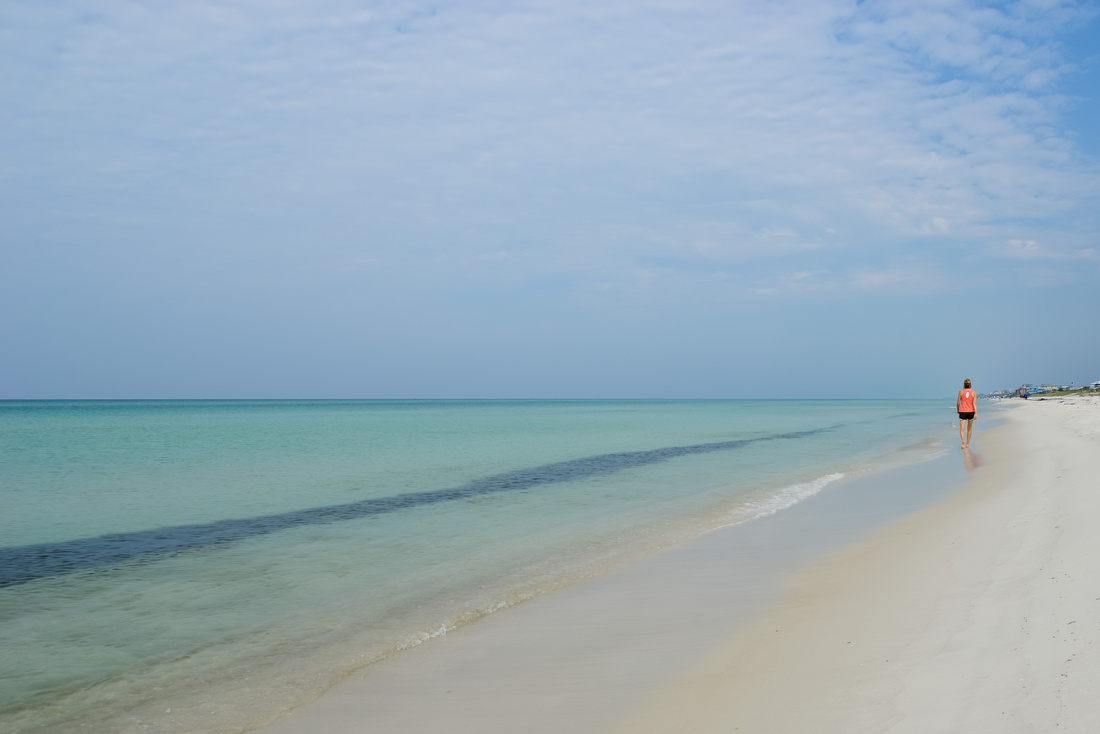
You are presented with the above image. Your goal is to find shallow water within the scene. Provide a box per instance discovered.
[0,399,954,733]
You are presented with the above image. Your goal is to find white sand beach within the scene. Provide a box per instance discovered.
[609,395,1100,733]
[258,396,1100,734]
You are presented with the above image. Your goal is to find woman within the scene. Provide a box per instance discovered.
[957,379,977,449]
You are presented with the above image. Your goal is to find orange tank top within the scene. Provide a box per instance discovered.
[958,390,976,412]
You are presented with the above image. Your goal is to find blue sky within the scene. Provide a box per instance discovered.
[2,0,1098,398]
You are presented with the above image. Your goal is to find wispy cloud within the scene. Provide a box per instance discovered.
[1000,237,1099,259]
[1,0,1097,388]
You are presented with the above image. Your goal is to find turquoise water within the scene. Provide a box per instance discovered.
[0,400,952,733]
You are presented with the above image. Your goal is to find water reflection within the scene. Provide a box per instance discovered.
[962,447,984,472]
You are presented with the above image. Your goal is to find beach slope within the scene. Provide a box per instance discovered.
[608,397,1100,733]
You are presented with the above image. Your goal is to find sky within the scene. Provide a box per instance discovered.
[1,0,1098,399]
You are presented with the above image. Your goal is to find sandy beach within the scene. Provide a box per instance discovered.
[610,395,1100,733]
[258,396,1100,734]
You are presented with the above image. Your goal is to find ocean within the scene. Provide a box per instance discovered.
[0,399,954,733]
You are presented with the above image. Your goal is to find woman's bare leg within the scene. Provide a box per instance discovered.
[965,419,973,448]
[959,419,966,448]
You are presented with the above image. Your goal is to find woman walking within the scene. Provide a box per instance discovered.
[957,379,977,449]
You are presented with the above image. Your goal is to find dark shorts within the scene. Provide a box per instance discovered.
[958,412,975,421]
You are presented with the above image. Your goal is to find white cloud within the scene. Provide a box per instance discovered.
[1004,238,1045,257]
[1000,238,1100,260]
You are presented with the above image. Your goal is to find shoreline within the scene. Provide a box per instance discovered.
[608,395,1100,732]
[0,400,963,734]
[257,411,993,734]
